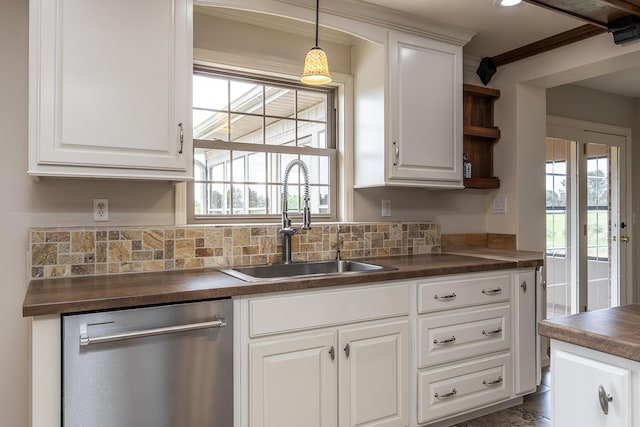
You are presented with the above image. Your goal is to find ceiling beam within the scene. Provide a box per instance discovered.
[523,1,608,28]
[490,24,605,67]
[602,0,640,15]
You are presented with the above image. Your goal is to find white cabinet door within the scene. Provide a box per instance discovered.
[387,31,462,187]
[514,269,537,395]
[338,320,409,427]
[29,0,192,179]
[552,349,632,427]
[249,332,337,427]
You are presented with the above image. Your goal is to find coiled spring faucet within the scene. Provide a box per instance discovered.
[281,159,311,264]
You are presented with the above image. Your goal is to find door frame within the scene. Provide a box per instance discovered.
[547,115,633,307]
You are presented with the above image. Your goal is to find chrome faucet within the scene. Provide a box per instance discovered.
[280,159,311,264]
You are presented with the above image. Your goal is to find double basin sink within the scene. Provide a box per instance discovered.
[222,260,396,282]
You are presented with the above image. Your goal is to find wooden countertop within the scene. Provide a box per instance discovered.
[23,251,543,317]
[538,304,640,362]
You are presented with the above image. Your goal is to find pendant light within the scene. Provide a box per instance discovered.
[301,0,331,85]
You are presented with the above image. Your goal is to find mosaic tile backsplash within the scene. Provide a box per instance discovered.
[30,222,441,279]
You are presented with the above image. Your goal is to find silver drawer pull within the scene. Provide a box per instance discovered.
[433,336,456,345]
[598,385,613,415]
[482,287,502,295]
[482,327,503,336]
[434,388,457,399]
[434,292,456,301]
[483,376,503,386]
[79,318,227,346]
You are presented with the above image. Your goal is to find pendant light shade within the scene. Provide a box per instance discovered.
[301,47,331,85]
[301,0,331,85]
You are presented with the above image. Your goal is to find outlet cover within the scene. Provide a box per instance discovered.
[493,197,507,214]
[93,199,109,221]
[381,200,391,217]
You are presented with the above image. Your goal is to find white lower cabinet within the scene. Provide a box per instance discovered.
[339,320,409,427]
[248,319,409,427]
[249,332,337,427]
[551,340,636,427]
[243,282,410,427]
[241,270,539,427]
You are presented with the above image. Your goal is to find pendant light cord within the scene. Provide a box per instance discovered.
[314,0,320,47]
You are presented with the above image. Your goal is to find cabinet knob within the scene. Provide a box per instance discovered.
[344,343,350,358]
[328,346,335,361]
[598,385,613,415]
[178,122,184,154]
[520,280,527,292]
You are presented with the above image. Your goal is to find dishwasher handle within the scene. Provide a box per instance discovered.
[79,317,227,347]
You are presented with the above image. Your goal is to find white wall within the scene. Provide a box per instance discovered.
[1,2,176,425]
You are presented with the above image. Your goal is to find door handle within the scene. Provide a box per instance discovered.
[621,236,629,243]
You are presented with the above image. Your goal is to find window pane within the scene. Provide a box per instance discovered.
[194,148,230,181]
[193,110,230,141]
[230,80,263,114]
[298,90,327,121]
[229,114,263,144]
[229,184,244,214]
[552,161,566,175]
[193,75,227,110]
[247,152,266,183]
[232,155,245,182]
[269,184,283,215]
[209,183,229,215]
[248,185,267,214]
[265,86,294,118]
[265,118,296,146]
[298,122,326,148]
[315,185,330,214]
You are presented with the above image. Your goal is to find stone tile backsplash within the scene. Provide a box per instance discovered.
[29,222,441,279]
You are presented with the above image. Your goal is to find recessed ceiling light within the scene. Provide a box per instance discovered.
[495,0,522,6]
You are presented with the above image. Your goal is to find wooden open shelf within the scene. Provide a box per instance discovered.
[463,84,501,189]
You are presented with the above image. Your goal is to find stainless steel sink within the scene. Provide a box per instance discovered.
[222,260,396,282]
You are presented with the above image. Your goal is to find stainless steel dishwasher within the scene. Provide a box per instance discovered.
[62,298,233,427]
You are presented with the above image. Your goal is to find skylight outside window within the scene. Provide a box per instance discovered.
[189,68,337,222]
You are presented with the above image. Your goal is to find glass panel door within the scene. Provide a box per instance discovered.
[545,123,628,317]
[584,142,621,311]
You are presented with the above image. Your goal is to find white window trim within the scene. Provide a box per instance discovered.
[175,48,354,225]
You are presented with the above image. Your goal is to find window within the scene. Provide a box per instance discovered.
[190,68,337,222]
[546,159,568,258]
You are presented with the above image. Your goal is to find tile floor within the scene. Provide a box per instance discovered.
[451,367,551,427]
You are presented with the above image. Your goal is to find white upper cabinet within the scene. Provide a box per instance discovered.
[354,30,464,189]
[29,0,193,180]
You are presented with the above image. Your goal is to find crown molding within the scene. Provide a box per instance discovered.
[195,0,476,46]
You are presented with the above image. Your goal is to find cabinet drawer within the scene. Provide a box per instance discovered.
[418,305,510,368]
[249,282,409,337]
[418,353,511,424]
[417,272,511,314]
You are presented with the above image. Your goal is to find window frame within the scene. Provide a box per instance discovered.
[188,67,338,224]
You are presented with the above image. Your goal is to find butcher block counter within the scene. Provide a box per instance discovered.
[539,304,640,362]
[23,251,542,317]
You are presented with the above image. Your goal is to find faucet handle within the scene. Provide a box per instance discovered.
[302,205,311,230]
